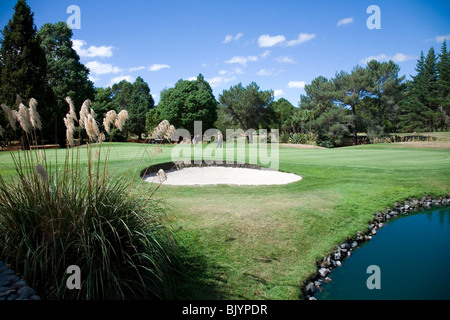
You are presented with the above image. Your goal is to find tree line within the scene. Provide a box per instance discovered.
[1,0,448,149]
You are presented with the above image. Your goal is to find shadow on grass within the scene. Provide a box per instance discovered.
[170,246,229,300]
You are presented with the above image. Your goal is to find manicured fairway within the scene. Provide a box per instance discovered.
[1,141,449,300]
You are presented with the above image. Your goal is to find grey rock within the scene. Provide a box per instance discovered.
[334,251,341,261]
[0,269,15,276]
[336,261,342,267]
[10,280,26,290]
[29,295,41,300]
[305,282,315,295]
[17,286,35,298]
[0,275,20,287]
[351,241,358,248]
[0,289,15,297]
[6,293,18,300]
[318,268,329,277]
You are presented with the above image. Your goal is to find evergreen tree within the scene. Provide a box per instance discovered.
[398,52,428,132]
[0,0,54,146]
[437,40,450,129]
[267,98,295,134]
[334,66,372,145]
[110,77,154,140]
[128,77,154,140]
[91,87,115,127]
[399,47,445,132]
[219,82,273,140]
[158,74,217,135]
[366,60,406,129]
[38,22,95,117]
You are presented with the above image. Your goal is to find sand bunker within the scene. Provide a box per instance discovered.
[144,166,302,186]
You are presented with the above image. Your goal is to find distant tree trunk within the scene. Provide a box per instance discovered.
[352,105,358,145]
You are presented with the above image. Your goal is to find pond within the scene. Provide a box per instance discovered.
[314,207,450,300]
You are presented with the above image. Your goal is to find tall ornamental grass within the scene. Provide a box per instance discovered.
[0,97,178,299]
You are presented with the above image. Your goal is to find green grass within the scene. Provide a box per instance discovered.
[1,141,449,300]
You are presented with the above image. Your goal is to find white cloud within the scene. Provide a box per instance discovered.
[436,34,450,43]
[223,33,244,43]
[256,68,283,76]
[274,90,284,98]
[129,66,146,72]
[286,33,316,47]
[72,39,114,58]
[225,55,258,66]
[258,34,286,47]
[288,81,306,89]
[360,54,387,65]
[108,75,135,87]
[360,53,415,64]
[390,53,416,63]
[86,61,122,75]
[88,75,100,83]
[149,64,170,71]
[274,56,296,64]
[207,75,236,88]
[257,33,316,47]
[187,76,197,81]
[256,69,272,76]
[337,17,354,27]
[260,50,271,58]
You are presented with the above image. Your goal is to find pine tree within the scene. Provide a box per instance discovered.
[0,0,54,147]
[399,48,445,132]
[38,22,95,120]
[437,40,450,129]
[127,77,154,140]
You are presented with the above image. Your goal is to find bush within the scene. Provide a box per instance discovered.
[279,132,317,145]
[0,97,178,300]
[367,125,389,144]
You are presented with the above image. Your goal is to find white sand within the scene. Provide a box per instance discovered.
[144,166,302,186]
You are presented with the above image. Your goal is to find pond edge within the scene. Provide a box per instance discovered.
[302,194,450,300]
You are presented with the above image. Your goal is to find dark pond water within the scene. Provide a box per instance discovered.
[315,207,450,300]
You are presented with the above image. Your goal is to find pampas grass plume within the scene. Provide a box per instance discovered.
[1,104,17,130]
[65,96,78,121]
[18,103,32,134]
[115,110,129,132]
[28,98,42,130]
[103,110,117,134]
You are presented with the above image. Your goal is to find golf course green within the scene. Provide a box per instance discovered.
[0,140,449,300]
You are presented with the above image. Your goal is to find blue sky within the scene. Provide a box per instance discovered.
[1,0,449,106]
